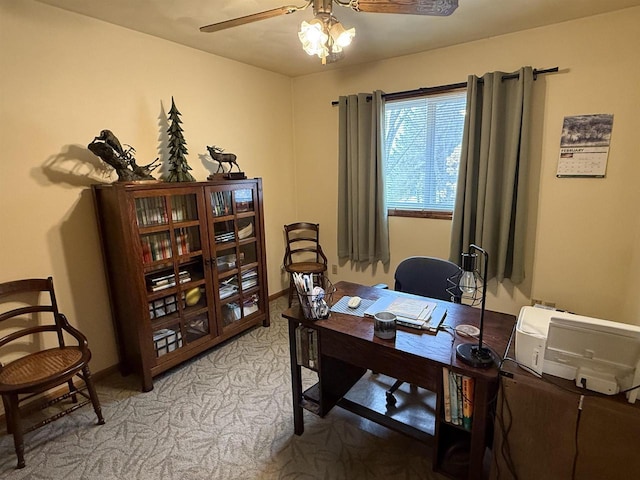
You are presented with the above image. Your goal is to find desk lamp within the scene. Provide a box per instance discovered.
[453,244,495,368]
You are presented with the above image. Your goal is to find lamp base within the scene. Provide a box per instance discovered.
[456,343,495,368]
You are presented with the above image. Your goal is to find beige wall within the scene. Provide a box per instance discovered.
[291,7,640,324]
[0,1,297,373]
[2,2,639,379]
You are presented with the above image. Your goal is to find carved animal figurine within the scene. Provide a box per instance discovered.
[207,145,241,173]
[88,129,159,182]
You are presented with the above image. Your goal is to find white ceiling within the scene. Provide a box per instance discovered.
[36,0,640,77]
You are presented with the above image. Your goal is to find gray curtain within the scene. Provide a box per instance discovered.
[337,91,390,266]
[449,67,534,283]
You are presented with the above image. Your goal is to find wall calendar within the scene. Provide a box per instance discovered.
[556,114,613,178]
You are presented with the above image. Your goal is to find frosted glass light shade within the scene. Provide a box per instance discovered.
[329,22,355,48]
[298,19,328,56]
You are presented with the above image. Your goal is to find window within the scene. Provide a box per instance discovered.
[383,89,467,218]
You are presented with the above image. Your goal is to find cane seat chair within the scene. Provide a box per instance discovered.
[385,257,462,406]
[0,277,105,469]
[283,222,328,307]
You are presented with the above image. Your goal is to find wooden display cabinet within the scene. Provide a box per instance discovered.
[92,179,269,391]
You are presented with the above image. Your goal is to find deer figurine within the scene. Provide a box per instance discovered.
[207,145,241,173]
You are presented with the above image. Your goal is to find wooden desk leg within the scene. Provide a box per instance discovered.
[288,320,304,435]
[469,379,490,479]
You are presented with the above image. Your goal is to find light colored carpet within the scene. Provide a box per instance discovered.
[0,297,447,479]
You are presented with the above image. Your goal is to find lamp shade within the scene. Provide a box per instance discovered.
[454,244,495,368]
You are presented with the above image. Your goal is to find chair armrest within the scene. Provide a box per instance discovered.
[318,245,328,264]
[58,313,89,350]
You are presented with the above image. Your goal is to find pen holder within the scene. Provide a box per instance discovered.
[294,274,335,320]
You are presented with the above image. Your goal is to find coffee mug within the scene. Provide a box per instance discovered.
[374,311,397,339]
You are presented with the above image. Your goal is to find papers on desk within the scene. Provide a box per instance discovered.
[364,292,446,332]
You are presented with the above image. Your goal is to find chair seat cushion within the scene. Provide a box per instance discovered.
[285,262,327,274]
[0,347,83,387]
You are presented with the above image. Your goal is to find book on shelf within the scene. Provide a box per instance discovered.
[149,271,191,291]
[141,233,174,262]
[237,222,253,240]
[448,370,460,426]
[240,269,258,290]
[171,195,195,222]
[214,231,235,243]
[176,229,191,255]
[461,375,474,431]
[455,373,463,427]
[137,197,168,227]
[442,367,452,424]
[211,191,230,216]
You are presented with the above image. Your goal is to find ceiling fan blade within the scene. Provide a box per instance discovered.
[354,0,458,16]
[200,6,302,33]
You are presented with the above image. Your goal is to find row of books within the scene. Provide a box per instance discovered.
[141,231,194,263]
[170,195,197,222]
[210,191,231,217]
[141,234,173,263]
[442,367,475,431]
[136,196,198,228]
[136,197,167,227]
[175,230,192,256]
[295,325,318,370]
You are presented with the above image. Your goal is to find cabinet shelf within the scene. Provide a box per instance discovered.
[93,179,270,392]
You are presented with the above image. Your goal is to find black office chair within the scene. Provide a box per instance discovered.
[385,256,462,406]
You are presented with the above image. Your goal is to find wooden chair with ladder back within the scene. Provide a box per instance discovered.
[283,222,328,307]
[0,277,105,469]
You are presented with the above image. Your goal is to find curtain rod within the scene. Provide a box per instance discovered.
[330,66,559,105]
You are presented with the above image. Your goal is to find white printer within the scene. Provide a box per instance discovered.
[515,306,640,403]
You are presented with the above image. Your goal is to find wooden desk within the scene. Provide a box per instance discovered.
[282,281,515,480]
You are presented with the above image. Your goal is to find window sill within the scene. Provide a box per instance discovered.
[388,209,452,220]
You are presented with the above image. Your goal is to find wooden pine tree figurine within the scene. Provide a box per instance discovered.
[166,97,195,182]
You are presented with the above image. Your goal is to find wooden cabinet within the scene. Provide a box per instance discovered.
[92,179,269,391]
[491,360,640,479]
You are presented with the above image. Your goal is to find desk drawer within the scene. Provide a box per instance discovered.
[321,329,440,392]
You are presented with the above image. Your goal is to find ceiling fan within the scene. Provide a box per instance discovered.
[200,0,458,64]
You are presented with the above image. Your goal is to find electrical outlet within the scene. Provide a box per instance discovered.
[543,301,556,309]
[332,264,338,275]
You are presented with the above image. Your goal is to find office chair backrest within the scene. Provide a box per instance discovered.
[394,256,461,302]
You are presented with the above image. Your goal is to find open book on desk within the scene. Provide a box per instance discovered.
[363,291,447,332]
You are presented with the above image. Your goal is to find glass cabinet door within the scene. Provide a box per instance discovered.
[206,184,265,332]
[134,191,214,360]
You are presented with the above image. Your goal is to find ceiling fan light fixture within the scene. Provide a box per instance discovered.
[298,12,355,63]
